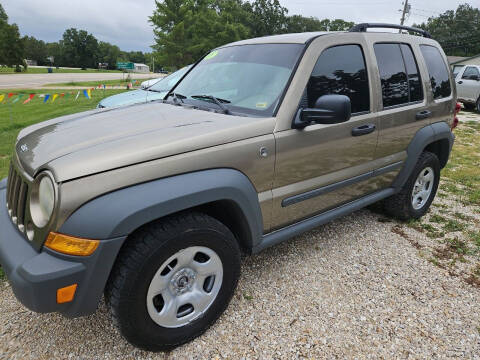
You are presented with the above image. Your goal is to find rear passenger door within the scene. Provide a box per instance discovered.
[371,42,430,186]
[456,66,480,102]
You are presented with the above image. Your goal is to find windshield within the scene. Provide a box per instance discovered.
[149,65,191,91]
[172,44,304,116]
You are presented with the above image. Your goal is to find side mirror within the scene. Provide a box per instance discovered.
[293,94,352,129]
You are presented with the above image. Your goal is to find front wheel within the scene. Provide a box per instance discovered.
[383,151,440,220]
[105,212,241,351]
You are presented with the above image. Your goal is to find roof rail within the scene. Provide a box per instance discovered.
[349,23,431,38]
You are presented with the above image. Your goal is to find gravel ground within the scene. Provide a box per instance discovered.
[1,117,479,359]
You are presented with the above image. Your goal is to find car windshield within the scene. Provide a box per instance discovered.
[149,65,191,92]
[172,44,304,116]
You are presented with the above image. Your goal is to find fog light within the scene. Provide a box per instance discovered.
[57,284,77,304]
[45,232,99,256]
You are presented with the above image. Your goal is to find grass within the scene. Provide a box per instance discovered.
[442,120,480,206]
[44,78,156,88]
[0,88,127,178]
[0,66,122,74]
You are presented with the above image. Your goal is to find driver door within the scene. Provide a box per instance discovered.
[271,42,380,229]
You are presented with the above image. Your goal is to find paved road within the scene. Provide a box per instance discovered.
[0,73,161,89]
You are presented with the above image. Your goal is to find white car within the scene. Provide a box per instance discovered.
[455,65,480,112]
[141,77,163,89]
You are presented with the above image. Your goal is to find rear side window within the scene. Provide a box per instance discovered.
[400,44,423,102]
[374,43,423,108]
[462,66,480,79]
[307,44,369,114]
[420,45,451,99]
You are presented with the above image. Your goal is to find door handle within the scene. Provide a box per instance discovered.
[351,124,376,136]
[416,110,432,120]
[457,81,463,84]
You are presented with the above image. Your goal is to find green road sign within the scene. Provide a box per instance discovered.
[117,62,134,70]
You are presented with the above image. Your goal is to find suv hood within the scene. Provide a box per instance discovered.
[16,102,274,182]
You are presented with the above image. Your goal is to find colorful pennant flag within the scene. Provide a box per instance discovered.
[0,94,4,103]
[83,89,90,99]
[38,94,45,98]
[75,91,80,100]
[12,94,24,104]
[44,94,51,103]
[7,93,14,99]
[23,94,35,104]
[52,94,59,103]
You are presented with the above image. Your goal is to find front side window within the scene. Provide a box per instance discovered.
[420,45,451,99]
[172,44,304,116]
[306,44,370,114]
[462,66,480,80]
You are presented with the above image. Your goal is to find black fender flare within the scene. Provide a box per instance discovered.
[392,121,454,190]
[59,168,264,249]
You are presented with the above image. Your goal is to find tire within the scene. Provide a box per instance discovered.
[463,102,475,111]
[383,151,440,220]
[476,98,480,113]
[105,212,241,351]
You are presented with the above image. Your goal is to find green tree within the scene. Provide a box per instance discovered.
[249,0,288,37]
[150,0,248,68]
[0,3,7,22]
[62,28,99,68]
[0,3,25,69]
[414,4,480,56]
[23,36,48,65]
[45,41,64,66]
[98,41,121,69]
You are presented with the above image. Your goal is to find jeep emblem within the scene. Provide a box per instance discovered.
[20,144,28,152]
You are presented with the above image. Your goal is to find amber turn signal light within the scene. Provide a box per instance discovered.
[45,232,99,256]
[57,284,78,304]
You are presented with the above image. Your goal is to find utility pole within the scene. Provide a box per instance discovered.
[399,0,410,32]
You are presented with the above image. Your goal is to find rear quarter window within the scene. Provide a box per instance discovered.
[419,45,451,99]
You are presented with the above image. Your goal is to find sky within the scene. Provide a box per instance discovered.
[3,0,480,53]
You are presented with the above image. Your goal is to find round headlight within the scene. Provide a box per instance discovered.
[30,172,56,228]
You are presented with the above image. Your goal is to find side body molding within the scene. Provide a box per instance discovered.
[59,169,264,249]
[392,121,454,191]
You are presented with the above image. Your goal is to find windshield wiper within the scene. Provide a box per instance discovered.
[191,94,231,114]
[148,88,167,93]
[166,92,187,103]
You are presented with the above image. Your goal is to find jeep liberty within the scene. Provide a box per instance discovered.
[0,24,458,351]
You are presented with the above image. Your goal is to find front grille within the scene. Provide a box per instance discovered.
[6,163,29,232]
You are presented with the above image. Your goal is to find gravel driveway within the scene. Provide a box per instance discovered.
[1,119,479,359]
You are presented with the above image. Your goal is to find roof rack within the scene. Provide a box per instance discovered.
[349,23,431,38]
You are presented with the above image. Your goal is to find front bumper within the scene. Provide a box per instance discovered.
[0,184,125,317]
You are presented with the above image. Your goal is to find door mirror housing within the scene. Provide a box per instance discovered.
[293,95,352,129]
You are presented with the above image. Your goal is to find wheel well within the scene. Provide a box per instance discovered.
[120,200,254,255]
[195,200,253,254]
[424,138,450,168]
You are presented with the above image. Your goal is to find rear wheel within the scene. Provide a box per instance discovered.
[105,212,241,351]
[476,98,480,113]
[463,102,475,111]
[383,151,440,220]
